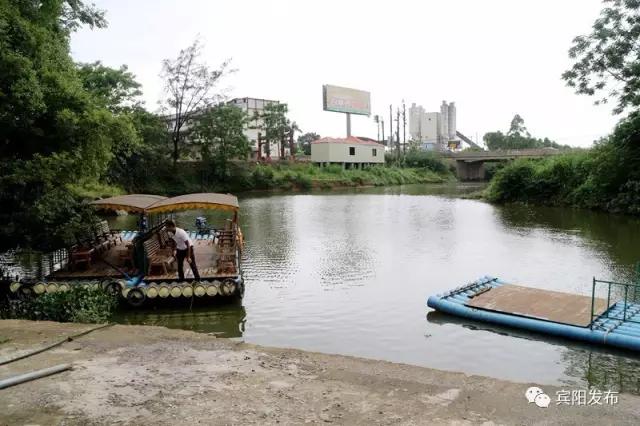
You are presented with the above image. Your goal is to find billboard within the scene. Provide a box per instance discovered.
[323,85,371,116]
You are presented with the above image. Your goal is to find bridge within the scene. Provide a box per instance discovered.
[442,148,561,180]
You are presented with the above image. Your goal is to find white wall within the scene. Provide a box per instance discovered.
[312,143,384,164]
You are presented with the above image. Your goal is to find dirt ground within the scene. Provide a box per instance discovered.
[0,320,639,425]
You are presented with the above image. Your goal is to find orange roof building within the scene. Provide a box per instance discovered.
[311,136,385,168]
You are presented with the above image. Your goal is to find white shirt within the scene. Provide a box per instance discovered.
[170,228,192,251]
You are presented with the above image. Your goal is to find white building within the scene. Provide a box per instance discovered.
[227,97,288,160]
[163,97,289,161]
[311,137,385,168]
[409,100,459,151]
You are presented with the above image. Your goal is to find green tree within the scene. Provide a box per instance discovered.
[508,114,530,138]
[259,103,291,159]
[192,105,250,181]
[0,1,142,250]
[159,39,232,165]
[562,0,640,114]
[77,61,142,112]
[297,132,320,155]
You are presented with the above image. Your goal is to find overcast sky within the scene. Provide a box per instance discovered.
[71,0,618,147]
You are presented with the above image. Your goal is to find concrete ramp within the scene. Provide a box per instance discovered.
[466,284,608,327]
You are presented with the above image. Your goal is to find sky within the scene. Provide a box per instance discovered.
[70,0,619,147]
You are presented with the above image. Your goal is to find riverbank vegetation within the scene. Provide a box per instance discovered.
[483,115,572,151]
[0,286,116,324]
[487,1,640,216]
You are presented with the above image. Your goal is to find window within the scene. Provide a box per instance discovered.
[349,147,355,155]
[372,149,377,157]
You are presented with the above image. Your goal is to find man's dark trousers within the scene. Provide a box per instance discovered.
[176,248,200,280]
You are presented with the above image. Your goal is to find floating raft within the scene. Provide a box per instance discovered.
[427,276,640,352]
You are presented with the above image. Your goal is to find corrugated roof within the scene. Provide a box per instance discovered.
[90,194,168,213]
[145,193,239,213]
[311,136,384,147]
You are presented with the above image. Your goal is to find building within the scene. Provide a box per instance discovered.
[409,100,459,151]
[227,97,289,160]
[163,97,289,160]
[311,136,385,168]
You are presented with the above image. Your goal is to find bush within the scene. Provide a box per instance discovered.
[403,151,448,174]
[0,286,117,323]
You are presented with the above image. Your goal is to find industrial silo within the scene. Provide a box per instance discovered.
[440,101,449,146]
[448,102,456,140]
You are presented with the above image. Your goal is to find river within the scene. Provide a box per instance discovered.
[16,183,640,393]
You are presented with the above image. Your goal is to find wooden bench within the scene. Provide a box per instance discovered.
[143,237,175,275]
[98,221,122,246]
[216,251,236,274]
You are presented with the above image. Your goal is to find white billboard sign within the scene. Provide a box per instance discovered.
[323,85,371,116]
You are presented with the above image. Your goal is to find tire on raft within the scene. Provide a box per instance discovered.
[102,280,123,298]
[220,279,236,297]
[126,287,146,307]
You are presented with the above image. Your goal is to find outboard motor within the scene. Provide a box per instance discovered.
[195,216,210,235]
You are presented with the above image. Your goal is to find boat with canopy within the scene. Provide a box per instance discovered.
[7,193,245,307]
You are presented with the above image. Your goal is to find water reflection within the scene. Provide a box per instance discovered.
[114,301,246,338]
[427,311,640,393]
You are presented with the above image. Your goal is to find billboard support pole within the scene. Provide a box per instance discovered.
[346,113,351,137]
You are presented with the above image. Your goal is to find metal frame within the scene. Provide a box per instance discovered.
[590,277,640,329]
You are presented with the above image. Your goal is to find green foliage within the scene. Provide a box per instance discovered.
[487,111,640,215]
[77,61,142,112]
[0,286,116,323]
[192,105,250,181]
[160,39,231,164]
[562,0,640,114]
[484,115,571,150]
[297,132,320,155]
[403,150,448,173]
[257,103,292,158]
[0,0,143,250]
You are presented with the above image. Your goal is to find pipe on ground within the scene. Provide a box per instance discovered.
[0,364,72,390]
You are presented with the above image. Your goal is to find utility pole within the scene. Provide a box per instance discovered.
[402,100,406,155]
[374,115,380,142]
[389,104,393,147]
[396,107,400,160]
[381,119,385,144]
[257,132,263,161]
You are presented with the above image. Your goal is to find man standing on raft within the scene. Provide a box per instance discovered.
[165,219,200,281]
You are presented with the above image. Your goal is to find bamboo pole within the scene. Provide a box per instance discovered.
[146,286,158,298]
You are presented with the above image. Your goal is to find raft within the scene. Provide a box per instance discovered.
[427,276,640,352]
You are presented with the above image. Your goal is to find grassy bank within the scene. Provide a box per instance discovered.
[0,286,116,323]
[115,160,452,196]
[486,113,640,215]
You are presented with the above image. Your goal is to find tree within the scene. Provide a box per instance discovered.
[77,61,142,112]
[259,103,291,159]
[562,0,640,114]
[508,114,530,138]
[159,39,231,165]
[0,1,144,250]
[191,105,250,180]
[297,132,320,155]
[484,116,570,150]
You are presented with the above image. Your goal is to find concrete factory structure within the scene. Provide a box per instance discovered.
[409,101,459,151]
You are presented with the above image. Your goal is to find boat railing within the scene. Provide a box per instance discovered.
[590,277,640,329]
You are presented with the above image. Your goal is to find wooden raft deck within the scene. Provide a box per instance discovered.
[50,239,232,281]
[466,284,609,327]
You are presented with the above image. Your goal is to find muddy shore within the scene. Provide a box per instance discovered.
[0,320,638,425]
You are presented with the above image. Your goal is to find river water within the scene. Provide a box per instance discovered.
[54,184,640,393]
